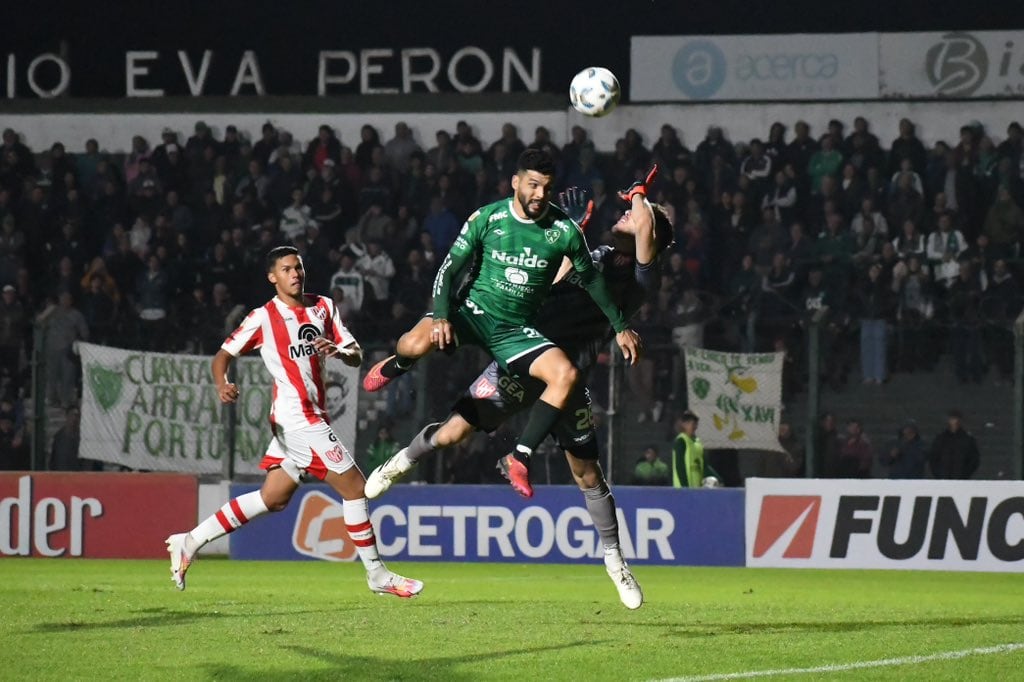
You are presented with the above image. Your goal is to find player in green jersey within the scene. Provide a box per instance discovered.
[363,148,641,497]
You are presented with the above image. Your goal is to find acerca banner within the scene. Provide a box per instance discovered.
[79,343,359,475]
[880,31,1024,99]
[746,478,1024,572]
[0,472,197,558]
[229,484,745,566]
[685,348,783,452]
[630,34,878,101]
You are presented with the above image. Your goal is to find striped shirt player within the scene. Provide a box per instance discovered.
[165,246,422,599]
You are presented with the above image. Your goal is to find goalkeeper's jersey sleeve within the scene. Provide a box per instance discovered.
[432,199,624,327]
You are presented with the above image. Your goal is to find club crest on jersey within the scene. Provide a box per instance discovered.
[310,305,327,321]
[471,376,497,399]
[544,229,560,244]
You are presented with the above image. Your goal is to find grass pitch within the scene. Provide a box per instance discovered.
[0,559,1021,681]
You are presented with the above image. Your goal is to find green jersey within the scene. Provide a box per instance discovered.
[432,199,627,332]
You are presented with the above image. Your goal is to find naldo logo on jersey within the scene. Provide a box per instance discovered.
[491,247,549,269]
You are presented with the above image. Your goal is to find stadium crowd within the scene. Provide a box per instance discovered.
[0,114,1022,475]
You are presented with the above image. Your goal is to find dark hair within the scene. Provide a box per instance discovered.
[266,245,299,271]
[517,148,556,177]
[679,410,699,425]
[651,203,675,254]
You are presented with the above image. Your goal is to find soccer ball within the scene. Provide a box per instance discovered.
[569,67,620,118]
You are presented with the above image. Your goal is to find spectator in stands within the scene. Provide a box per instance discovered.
[135,255,170,350]
[855,263,894,385]
[384,122,421,176]
[305,124,342,173]
[39,291,89,408]
[837,418,873,478]
[756,420,803,477]
[695,126,735,180]
[927,212,968,288]
[365,424,400,475]
[634,445,670,485]
[947,261,986,383]
[765,122,787,162]
[892,219,926,262]
[807,134,842,194]
[627,301,670,423]
[329,251,365,316]
[0,398,29,470]
[889,118,928,176]
[50,405,84,471]
[982,185,1024,258]
[879,420,927,479]
[740,139,772,205]
[392,248,432,315]
[80,273,117,345]
[893,254,935,372]
[356,239,395,316]
[929,410,980,479]
[0,284,25,383]
[763,170,797,226]
[279,187,314,241]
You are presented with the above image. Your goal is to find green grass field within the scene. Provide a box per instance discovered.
[0,559,1021,681]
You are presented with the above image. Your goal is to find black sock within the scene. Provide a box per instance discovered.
[381,354,416,378]
[514,400,562,463]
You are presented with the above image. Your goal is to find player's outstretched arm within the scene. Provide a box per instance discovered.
[212,349,239,404]
[630,195,658,267]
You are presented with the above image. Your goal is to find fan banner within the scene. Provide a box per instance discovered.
[78,343,359,474]
[684,348,783,452]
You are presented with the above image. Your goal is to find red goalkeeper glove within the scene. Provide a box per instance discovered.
[617,164,659,204]
[558,186,594,231]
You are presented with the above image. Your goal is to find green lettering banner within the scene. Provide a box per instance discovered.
[79,343,359,475]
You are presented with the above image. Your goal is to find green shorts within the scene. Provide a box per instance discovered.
[445,300,555,373]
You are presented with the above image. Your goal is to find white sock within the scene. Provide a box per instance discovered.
[343,498,384,574]
[188,491,269,552]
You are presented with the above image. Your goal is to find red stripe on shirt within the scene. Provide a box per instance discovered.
[265,301,318,425]
[215,510,233,533]
[239,327,262,354]
[295,304,325,412]
[229,498,249,524]
[346,520,373,533]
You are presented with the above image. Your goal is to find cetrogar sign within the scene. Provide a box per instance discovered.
[230,484,745,566]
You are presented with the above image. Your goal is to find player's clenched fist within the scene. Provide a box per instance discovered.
[218,382,239,404]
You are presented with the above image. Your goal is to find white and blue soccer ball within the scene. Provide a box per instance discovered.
[569,67,621,118]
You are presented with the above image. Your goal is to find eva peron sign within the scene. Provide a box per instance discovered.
[78,343,358,474]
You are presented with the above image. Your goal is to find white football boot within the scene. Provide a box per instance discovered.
[166,533,196,591]
[364,448,415,499]
[367,569,424,598]
[605,549,644,610]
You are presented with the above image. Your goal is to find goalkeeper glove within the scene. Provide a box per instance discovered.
[558,186,594,230]
[617,164,659,204]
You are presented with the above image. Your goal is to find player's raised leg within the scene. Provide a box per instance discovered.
[566,450,643,609]
[325,467,423,598]
[366,417,474,498]
[166,465,297,590]
[363,317,437,392]
[497,346,578,498]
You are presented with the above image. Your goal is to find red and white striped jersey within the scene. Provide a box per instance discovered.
[221,294,355,431]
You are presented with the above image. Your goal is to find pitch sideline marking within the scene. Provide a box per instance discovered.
[652,642,1024,681]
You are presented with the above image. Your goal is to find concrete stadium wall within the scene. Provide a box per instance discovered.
[5,100,1023,155]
